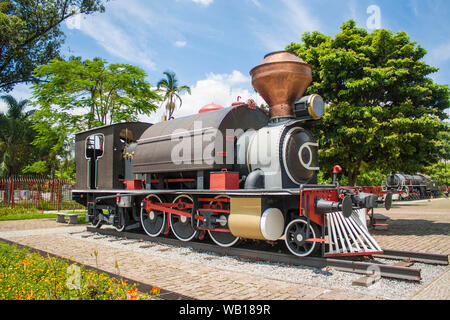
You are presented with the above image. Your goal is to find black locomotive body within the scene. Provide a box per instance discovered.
[385,173,440,200]
[72,52,392,257]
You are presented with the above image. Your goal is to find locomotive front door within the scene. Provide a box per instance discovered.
[85,134,104,189]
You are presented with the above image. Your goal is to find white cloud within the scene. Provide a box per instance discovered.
[409,0,420,17]
[140,70,264,123]
[429,42,450,63]
[0,100,6,114]
[70,0,220,71]
[174,40,187,47]
[281,0,321,33]
[348,0,358,20]
[0,84,34,114]
[77,14,156,70]
[206,70,250,84]
[192,0,214,7]
[65,13,82,30]
[251,0,261,8]
[251,0,321,51]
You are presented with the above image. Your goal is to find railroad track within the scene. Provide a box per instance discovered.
[84,227,449,282]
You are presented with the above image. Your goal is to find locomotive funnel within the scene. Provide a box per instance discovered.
[250,51,312,119]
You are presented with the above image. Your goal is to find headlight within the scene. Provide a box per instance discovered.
[293,94,325,120]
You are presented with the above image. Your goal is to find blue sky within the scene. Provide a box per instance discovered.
[3,0,449,122]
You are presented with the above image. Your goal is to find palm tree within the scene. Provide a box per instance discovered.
[156,71,191,120]
[0,95,36,176]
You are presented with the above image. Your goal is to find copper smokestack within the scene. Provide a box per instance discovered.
[250,51,312,118]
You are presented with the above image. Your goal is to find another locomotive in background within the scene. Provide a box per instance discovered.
[73,51,393,258]
[385,173,440,200]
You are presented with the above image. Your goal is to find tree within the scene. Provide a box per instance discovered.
[29,57,161,176]
[425,125,450,186]
[0,94,36,176]
[32,57,161,131]
[0,0,106,92]
[436,126,450,163]
[157,71,191,120]
[286,20,449,186]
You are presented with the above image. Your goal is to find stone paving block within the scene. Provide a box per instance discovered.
[412,268,450,300]
[1,202,448,301]
[352,275,381,287]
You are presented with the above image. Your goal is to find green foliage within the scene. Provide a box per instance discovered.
[425,125,450,186]
[157,70,191,120]
[22,160,47,175]
[0,0,106,92]
[0,212,83,222]
[424,161,449,186]
[29,57,161,176]
[355,168,385,186]
[0,207,42,216]
[32,57,161,130]
[0,94,37,176]
[287,20,449,186]
[318,167,383,187]
[436,125,450,161]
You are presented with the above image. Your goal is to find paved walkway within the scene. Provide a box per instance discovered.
[0,220,376,300]
[372,198,450,254]
[412,268,450,300]
[0,197,448,300]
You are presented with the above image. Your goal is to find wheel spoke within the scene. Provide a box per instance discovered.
[207,196,239,247]
[284,218,320,257]
[170,195,198,242]
[141,195,166,237]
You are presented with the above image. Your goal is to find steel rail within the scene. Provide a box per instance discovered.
[374,249,449,266]
[86,227,422,282]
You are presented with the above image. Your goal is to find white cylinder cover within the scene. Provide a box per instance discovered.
[260,208,285,240]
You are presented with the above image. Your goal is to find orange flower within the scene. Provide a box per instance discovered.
[26,290,35,300]
[23,259,30,267]
[127,288,139,300]
[151,287,160,295]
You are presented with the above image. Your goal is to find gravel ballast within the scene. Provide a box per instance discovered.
[65,230,448,300]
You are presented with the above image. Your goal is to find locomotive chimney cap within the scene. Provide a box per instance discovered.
[250,51,312,119]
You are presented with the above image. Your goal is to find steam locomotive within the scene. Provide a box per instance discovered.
[72,51,392,257]
[385,173,439,200]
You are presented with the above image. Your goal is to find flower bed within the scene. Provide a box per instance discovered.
[0,242,157,300]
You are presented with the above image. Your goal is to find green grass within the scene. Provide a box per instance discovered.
[0,213,87,223]
[0,241,158,300]
[0,207,87,222]
[0,207,42,216]
[0,201,84,212]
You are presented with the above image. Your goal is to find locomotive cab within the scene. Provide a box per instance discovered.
[74,122,152,191]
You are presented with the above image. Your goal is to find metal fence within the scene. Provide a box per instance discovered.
[0,177,84,211]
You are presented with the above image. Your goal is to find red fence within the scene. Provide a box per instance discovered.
[0,177,84,211]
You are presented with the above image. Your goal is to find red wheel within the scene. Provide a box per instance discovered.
[170,195,198,242]
[141,194,166,237]
[207,196,239,247]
